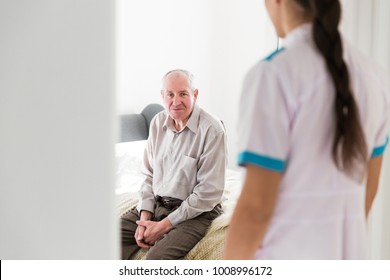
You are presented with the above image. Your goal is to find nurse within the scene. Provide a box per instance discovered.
[224,0,390,259]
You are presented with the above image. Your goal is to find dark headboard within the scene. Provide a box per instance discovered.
[119,103,164,142]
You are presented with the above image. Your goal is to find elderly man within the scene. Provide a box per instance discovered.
[121,69,227,260]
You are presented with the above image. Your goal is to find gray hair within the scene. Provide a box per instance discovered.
[162,69,196,93]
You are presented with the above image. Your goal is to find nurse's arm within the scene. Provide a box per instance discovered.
[224,165,281,259]
[366,156,383,218]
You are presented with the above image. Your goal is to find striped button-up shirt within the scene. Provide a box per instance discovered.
[138,104,227,226]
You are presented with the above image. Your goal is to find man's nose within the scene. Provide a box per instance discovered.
[172,95,180,105]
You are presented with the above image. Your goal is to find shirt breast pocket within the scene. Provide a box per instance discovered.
[176,155,198,186]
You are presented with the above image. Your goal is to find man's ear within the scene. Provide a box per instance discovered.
[193,89,198,102]
[161,90,164,98]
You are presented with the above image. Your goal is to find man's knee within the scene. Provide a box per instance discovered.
[121,209,139,244]
[145,246,181,260]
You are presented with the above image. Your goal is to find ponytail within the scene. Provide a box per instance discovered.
[296,0,367,175]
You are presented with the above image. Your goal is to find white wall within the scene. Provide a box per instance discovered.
[116,0,276,168]
[0,0,117,259]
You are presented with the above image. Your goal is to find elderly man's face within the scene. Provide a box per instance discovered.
[161,72,198,127]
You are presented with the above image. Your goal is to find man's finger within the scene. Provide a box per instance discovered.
[136,220,147,227]
[136,239,151,249]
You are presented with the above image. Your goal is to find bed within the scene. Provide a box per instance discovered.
[116,104,242,259]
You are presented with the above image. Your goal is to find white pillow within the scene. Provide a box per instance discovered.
[115,140,147,194]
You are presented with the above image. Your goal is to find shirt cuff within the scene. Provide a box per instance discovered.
[137,198,155,214]
[167,210,183,226]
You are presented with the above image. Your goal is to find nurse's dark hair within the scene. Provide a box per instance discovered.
[295,0,367,174]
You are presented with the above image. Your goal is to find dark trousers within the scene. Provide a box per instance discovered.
[121,200,221,260]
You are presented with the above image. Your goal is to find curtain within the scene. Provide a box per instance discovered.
[341,0,390,259]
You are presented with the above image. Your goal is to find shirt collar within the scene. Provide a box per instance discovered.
[163,103,200,134]
[282,23,312,48]
[186,103,200,133]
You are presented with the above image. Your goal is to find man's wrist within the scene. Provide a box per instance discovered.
[140,210,153,221]
[161,217,173,232]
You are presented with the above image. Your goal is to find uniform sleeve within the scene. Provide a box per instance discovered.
[237,62,290,172]
[371,121,389,158]
[371,78,390,158]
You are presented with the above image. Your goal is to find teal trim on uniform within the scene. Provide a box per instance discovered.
[263,47,285,61]
[237,151,285,172]
[371,136,389,158]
